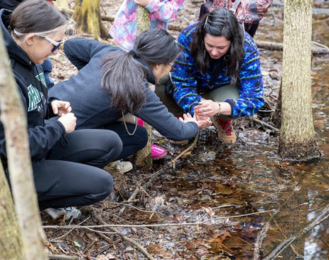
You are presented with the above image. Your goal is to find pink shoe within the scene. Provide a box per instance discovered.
[151,144,167,160]
[138,119,167,160]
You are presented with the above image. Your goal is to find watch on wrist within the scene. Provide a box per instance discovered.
[216,102,221,117]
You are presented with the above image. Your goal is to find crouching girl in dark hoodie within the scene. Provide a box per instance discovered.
[0,0,119,219]
[49,29,211,164]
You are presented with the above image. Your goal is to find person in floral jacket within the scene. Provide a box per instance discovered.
[109,0,185,51]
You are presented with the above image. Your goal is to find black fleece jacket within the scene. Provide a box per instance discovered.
[0,9,65,167]
[49,38,199,141]
[0,0,23,10]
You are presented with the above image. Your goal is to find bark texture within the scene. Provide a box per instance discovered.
[0,162,23,260]
[279,0,320,160]
[135,5,152,168]
[0,28,48,260]
[73,0,108,39]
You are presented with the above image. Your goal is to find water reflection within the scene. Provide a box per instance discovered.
[215,2,329,258]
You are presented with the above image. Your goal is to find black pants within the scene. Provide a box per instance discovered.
[36,125,147,210]
[4,125,146,210]
[100,122,148,160]
[31,129,123,210]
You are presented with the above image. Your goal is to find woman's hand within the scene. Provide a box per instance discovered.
[134,0,151,7]
[179,113,211,129]
[51,100,72,117]
[194,100,220,118]
[58,113,76,133]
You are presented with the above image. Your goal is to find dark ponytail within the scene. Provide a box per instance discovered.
[101,28,181,113]
[101,51,148,113]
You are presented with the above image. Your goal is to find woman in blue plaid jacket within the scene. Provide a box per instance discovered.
[156,8,264,144]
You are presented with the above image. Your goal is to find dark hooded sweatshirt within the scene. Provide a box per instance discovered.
[0,9,65,168]
[0,0,24,10]
[49,38,199,141]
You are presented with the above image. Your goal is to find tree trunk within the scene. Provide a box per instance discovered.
[0,162,23,260]
[135,5,153,168]
[0,28,48,260]
[73,0,108,40]
[279,0,320,160]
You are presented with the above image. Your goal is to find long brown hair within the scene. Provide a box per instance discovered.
[190,8,245,82]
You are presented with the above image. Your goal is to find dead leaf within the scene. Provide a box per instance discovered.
[146,243,169,257]
[202,207,215,218]
[45,242,58,254]
[96,253,116,259]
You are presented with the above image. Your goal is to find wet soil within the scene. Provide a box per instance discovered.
[44,1,329,259]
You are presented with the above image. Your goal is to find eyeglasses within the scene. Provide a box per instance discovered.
[37,35,63,53]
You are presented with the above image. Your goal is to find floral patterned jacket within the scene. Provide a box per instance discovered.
[109,0,185,50]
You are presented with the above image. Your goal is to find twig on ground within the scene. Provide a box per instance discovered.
[253,222,270,260]
[117,160,185,217]
[273,219,299,256]
[88,207,155,260]
[264,205,329,259]
[44,209,276,230]
[172,132,199,169]
[49,255,78,260]
[82,240,96,254]
[109,201,162,214]
[320,235,329,248]
[48,216,90,242]
[252,117,280,133]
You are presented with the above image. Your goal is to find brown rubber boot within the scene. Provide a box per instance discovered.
[211,116,237,144]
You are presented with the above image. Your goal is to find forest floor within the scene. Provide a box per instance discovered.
[43,0,329,260]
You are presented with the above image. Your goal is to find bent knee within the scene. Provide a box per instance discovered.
[92,172,113,202]
[102,131,123,158]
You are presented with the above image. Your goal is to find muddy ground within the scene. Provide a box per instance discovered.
[43,1,329,259]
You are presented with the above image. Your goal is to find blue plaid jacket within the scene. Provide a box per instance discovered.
[171,22,264,118]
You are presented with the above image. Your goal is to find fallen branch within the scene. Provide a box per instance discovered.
[172,132,199,169]
[88,207,155,260]
[43,209,276,230]
[252,117,280,133]
[264,205,329,260]
[255,40,329,55]
[273,219,300,256]
[253,222,270,260]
